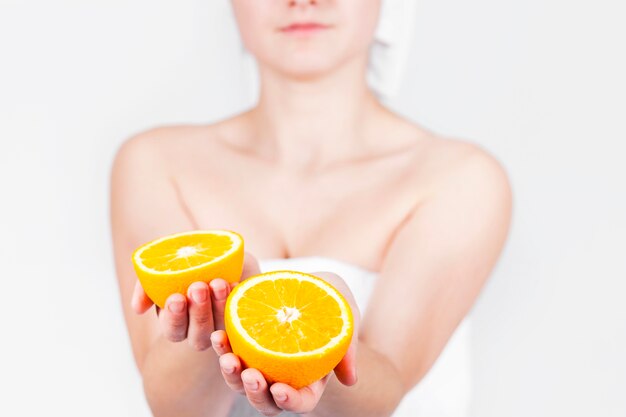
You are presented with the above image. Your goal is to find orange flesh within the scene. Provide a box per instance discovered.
[237,278,344,353]
[139,234,233,271]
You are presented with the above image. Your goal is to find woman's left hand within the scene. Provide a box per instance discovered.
[210,271,360,416]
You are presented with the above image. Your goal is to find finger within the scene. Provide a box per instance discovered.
[241,368,282,416]
[159,293,188,342]
[241,252,262,282]
[218,353,245,394]
[186,281,214,351]
[131,280,153,314]
[210,330,233,356]
[269,374,330,414]
[209,279,230,331]
[333,335,358,386]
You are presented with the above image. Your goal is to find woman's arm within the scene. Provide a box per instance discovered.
[309,150,512,417]
[110,131,238,417]
[303,341,405,417]
[210,148,512,416]
[213,145,511,417]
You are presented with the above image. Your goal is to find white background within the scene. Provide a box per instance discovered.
[1,1,625,416]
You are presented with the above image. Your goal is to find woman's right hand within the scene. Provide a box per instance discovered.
[130,252,261,351]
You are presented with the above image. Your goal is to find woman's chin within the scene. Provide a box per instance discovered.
[280,65,337,81]
[261,55,356,82]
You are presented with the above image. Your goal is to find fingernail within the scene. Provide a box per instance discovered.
[244,379,258,392]
[274,391,287,402]
[213,283,227,301]
[192,287,207,304]
[168,300,184,313]
[223,366,234,375]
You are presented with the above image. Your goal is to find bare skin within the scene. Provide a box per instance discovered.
[111,107,511,417]
[110,2,512,416]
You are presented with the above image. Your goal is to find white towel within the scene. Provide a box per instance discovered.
[368,0,419,99]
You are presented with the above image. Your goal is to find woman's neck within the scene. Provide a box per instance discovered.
[249,56,383,172]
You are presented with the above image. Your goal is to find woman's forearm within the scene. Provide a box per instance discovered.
[306,342,406,417]
[141,336,234,417]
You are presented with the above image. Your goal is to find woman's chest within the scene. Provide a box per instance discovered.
[172,158,423,271]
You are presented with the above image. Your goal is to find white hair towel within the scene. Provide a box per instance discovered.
[368,0,418,99]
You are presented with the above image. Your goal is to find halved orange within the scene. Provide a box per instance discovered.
[224,270,354,389]
[132,230,244,308]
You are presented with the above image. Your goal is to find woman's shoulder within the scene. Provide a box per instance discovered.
[112,114,249,171]
[116,119,237,154]
[384,110,508,180]
[398,119,512,209]
[423,133,508,181]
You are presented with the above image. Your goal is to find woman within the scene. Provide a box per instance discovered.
[110,1,512,416]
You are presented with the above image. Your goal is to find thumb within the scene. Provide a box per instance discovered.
[131,280,154,314]
[333,335,358,386]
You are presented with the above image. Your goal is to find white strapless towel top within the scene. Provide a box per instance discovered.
[258,256,472,417]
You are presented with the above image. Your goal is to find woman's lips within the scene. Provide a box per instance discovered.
[279,22,331,34]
